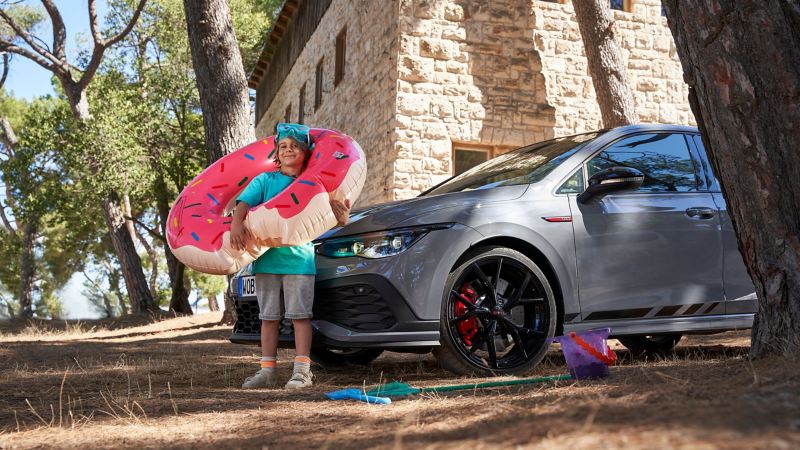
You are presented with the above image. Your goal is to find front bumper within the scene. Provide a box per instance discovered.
[229,273,440,348]
[229,226,481,349]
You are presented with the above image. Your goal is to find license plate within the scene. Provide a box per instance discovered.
[238,276,256,297]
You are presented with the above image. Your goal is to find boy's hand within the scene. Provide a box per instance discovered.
[230,221,253,252]
[330,198,351,227]
[230,201,253,251]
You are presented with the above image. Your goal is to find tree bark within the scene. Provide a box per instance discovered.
[572,0,638,127]
[664,0,800,357]
[16,219,38,319]
[184,0,255,324]
[208,295,219,312]
[108,268,128,315]
[183,0,255,164]
[101,193,158,313]
[155,177,192,313]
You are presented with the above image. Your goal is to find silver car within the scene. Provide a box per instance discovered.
[230,124,756,375]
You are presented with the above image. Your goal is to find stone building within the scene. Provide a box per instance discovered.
[248,0,694,206]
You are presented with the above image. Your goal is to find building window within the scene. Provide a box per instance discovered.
[335,27,346,87]
[284,104,291,123]
[298,84,306,124]
[315,58,324,111]
[454,148,489,175]
[453,144,514,176]
[610,0,632,12]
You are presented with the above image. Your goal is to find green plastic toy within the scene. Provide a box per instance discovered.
[366,374,572,398]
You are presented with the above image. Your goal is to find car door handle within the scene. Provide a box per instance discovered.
[685,207,716,220]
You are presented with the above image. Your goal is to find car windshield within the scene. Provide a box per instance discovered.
[423,131,605,196]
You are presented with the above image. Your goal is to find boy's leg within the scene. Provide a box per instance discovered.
[282,275,315,389]
[242,274,282,389]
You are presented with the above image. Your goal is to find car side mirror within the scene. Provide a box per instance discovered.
[577,166,644,204]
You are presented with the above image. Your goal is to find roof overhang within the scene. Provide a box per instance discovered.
[247,0,301,89]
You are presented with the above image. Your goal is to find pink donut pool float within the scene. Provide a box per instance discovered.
[167,129,367,274]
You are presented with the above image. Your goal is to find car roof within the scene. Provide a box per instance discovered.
[608,123,699,134]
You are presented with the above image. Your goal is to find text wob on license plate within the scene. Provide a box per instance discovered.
[239,276,256,297]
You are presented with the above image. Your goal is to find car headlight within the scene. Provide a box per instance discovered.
[315,224,452,259]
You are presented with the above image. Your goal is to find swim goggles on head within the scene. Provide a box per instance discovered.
[276,123,311,147]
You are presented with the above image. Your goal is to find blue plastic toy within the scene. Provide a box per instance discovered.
[325,388,392,405]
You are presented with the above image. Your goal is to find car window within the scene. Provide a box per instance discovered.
[424,132,604,196]
[556,169,584,194]
[587,133,699,193]
[691,135,721,191]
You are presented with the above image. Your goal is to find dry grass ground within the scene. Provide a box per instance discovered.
[0,313,798,449]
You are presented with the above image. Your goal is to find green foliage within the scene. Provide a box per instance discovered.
[231,0,280,73]
[0,0,281,317]
[0,4,46,41]
[188,269,226,299]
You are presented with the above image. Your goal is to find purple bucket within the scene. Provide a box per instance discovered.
[553,328,617,379]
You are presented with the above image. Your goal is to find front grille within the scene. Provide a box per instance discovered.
[233,283,397,335]
[313,284,397,331]
[233,299,294,335]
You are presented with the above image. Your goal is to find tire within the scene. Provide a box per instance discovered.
[434,246,558,376]
[310,348,384,366]
[618,334,682,356]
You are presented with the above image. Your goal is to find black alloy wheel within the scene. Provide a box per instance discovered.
[435,246,557,376]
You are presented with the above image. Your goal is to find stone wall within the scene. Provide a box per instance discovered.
[393,0,556,200]
[532,0,695,136]
[255,0,400,207]
[256,0,695,204]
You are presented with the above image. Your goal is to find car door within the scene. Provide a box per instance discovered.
[689,135,758,314]
[569,132,725,322]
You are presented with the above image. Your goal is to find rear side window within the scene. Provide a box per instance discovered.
[692,135,721,191]
[587,133,699,193]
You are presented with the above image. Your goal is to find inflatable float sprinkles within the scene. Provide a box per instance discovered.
[166,129,367,275]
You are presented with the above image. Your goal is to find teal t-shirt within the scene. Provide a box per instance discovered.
[236,171,316,275]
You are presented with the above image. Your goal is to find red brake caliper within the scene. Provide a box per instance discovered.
[454,282,480,346]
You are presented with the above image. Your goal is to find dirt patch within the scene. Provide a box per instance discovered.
[0,313,798,449]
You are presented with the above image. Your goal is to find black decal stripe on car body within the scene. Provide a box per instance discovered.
[683,303,705,315]
[563,313,579,322]
[584,308,651,321]
[656,305,682,317]
[701,302,721,314]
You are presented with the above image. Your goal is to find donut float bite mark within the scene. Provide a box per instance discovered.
[166,130,367,275]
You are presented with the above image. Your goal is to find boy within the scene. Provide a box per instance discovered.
[230,123,350,389]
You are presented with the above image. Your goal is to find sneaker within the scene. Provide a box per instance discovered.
[242,369,276,389]
[284,370,313,389]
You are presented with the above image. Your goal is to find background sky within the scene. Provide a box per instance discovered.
[5,1,214,318]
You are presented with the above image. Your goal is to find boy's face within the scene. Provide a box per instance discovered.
[277,137,307,168]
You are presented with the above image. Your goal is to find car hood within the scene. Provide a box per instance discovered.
[319,184,528,239]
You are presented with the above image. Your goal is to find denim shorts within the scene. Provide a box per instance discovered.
[255,274,315,320]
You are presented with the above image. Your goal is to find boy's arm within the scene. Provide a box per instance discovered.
[231,174,266,251]
[230,201,253,251]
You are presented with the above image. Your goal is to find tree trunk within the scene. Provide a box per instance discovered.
[184,0,255,324]
[169,260,193,313]
[101,193,158,313]
[664,0,800,357]
[208,295,219,312]
[183,0,255,164]
[109,269,128,315]
[59,78,91,122]
[156,178,192,313]
[16,219,38,319]
[572,0,638,127]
